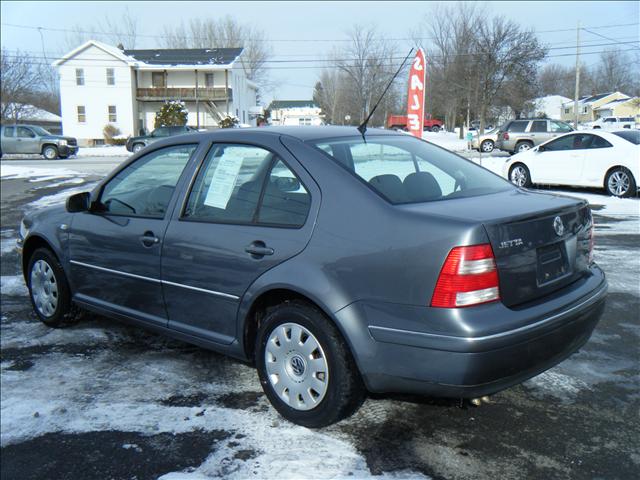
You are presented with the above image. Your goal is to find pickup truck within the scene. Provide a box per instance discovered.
[125,125,198,153]
[386,115,444,132]
[0,125,78,159]
[584,117,637,130]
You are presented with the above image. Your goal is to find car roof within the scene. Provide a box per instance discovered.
[193,126,403,142]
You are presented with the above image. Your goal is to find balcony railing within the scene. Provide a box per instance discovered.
[136,87,232,102]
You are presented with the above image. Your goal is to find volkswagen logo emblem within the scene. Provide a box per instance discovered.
[290,355,306,376]
[553,216,564,236]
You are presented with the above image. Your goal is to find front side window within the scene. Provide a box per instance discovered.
[17,127,35,138]
[77,106,86,123]
[152,72,165,88]
[152,127,169,137]
[99,144,197,218]
[106,68,115,85]
[604,117,615,123]
[76,68,84,86]
[507,121,528,133]
[311,136,511,204]
[108,105,117,123]
[550,120,572,133]
[530,120,547,133]
[544,134,598,151]
[184,144,310,227]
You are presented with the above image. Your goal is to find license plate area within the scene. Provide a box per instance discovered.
[537,242,570,286]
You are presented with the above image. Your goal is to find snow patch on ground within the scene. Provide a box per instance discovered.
[422,131,468,152]
[27,182,99,210]
[76,146,129,157]
[468,156,508,177]
[592,247,640,294]
[1,230,17,255]
[524,370,591,402]
[1,276,27,296]
[0,165,85,181]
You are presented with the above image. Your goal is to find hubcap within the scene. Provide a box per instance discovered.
[608,171,630,197]
[265,322,329,411]
[511,166,528,187]
[30,259,58,317]
[133,144,143,152]
[517,143,531,152]
[44,148,56,159]
[482,141,494,152]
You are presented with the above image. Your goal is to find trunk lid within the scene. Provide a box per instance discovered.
[400,189,593,307]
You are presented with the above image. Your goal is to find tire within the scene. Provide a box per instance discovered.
[509,163,532,188]
[430,125,440,133]
[27,248,73,327]
[255,300,365,428]
[132,143,145,153]
[515,141,533,153]
[42,145,59,160]
[480,139,495,153]
[605,167,636,198]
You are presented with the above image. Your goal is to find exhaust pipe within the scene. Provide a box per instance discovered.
[469,396,491,407]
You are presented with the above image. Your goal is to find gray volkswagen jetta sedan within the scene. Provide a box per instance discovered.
[18,126,607,427]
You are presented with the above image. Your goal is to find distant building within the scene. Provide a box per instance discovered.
[267,100,323,126]
[1,103,62,134]
[54,40,258,145]
[593,97,640,122]
[526,95,572,120]
[560,92,630,123]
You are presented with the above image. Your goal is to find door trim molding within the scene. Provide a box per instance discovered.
[70,260,240,300]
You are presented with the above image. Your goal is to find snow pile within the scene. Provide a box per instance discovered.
[421,131,468,152]
[77,146,129,157]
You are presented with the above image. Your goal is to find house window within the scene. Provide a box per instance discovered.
[205,73,214,87]
[298,117,312,126]
[106,68,115,85]
[76,68,85,86]
[152,72,166,88]
[108,105,117,123]
[77,106,86,123]
[564,108,570,114]
[581,106,588,114]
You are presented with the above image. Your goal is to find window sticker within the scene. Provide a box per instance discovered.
[203,148,245,209]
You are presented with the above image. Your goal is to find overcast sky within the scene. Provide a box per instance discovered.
[1,1,638,104]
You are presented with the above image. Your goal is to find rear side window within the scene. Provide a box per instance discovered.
[550,121,572,133]
[530,121,547,133]
[507,121,528,133]
[588,135,612,149]
[311,135,511,204]
[3,127,15,137]
[184,144,310,227]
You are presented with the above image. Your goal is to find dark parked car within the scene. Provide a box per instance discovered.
[125,125,198,153]
[1,124,78,159]
[18,127,607,427]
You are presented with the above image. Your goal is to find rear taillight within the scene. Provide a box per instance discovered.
[431,244,500,308]
[588,222,595,264]
[502,132,509,140]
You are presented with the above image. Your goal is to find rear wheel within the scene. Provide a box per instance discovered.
[27,248,73,327]
[605,167,636,197]
[480,139,495,153]
[509,163,532,188]
[42,145,59,160]
[430,125,440,133]
[132,143,145,153]
[515,141,533,153]
[256,301,365,427]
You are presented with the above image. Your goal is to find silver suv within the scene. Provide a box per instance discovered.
[496,119,573,154]
[0,125,79,159]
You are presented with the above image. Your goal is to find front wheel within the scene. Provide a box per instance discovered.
[27,248,73,327]
[480,139,495,153]
[256,301,365,428]
[132,143,145,153]
[42,145,59,160]
[509,163,532,188]
[605,167,636,197]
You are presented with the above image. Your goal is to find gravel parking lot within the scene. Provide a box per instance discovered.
[1,156,639,480]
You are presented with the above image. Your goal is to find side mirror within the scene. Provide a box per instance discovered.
[274,176,300,192]
[66,192,90,213]
[537,145,545,153]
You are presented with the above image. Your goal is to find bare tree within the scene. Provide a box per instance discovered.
[591,48,639,95]
[313,70,348,125]
[0,49,47,120]
[160,16,272,86]
[538,64,575,98]
[64,8,139,50]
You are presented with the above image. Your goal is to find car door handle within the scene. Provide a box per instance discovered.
[139,231,160,247]
[245,241,274,257]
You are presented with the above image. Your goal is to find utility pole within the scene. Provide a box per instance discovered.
[573,21,581,129]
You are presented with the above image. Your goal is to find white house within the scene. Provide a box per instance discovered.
[527,95,572,120]
[54,40,259,145]
[267,100,323,126]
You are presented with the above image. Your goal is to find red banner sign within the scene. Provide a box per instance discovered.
[406,49,426,138]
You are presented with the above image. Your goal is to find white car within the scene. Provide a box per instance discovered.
[504,130,639,197]
[582,117,637,131]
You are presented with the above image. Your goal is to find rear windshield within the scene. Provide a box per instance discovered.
[309,135,512,204]
[613,130,640,145]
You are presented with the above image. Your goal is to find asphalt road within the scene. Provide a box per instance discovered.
[1,157,638,480]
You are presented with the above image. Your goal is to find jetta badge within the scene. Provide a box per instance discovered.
[553,216,564,236]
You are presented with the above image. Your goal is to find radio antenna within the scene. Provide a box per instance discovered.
[357,48,415,136]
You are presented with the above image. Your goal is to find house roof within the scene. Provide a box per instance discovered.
[562,92,630,107]
[1,103,62,122]
[123,48,243,66]
[594,97,636,111]
[268,100,318,110]
[52,40,137,66]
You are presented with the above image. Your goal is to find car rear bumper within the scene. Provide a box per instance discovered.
[334,265,607,398]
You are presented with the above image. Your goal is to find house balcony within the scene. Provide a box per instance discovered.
[136,87,233,102]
